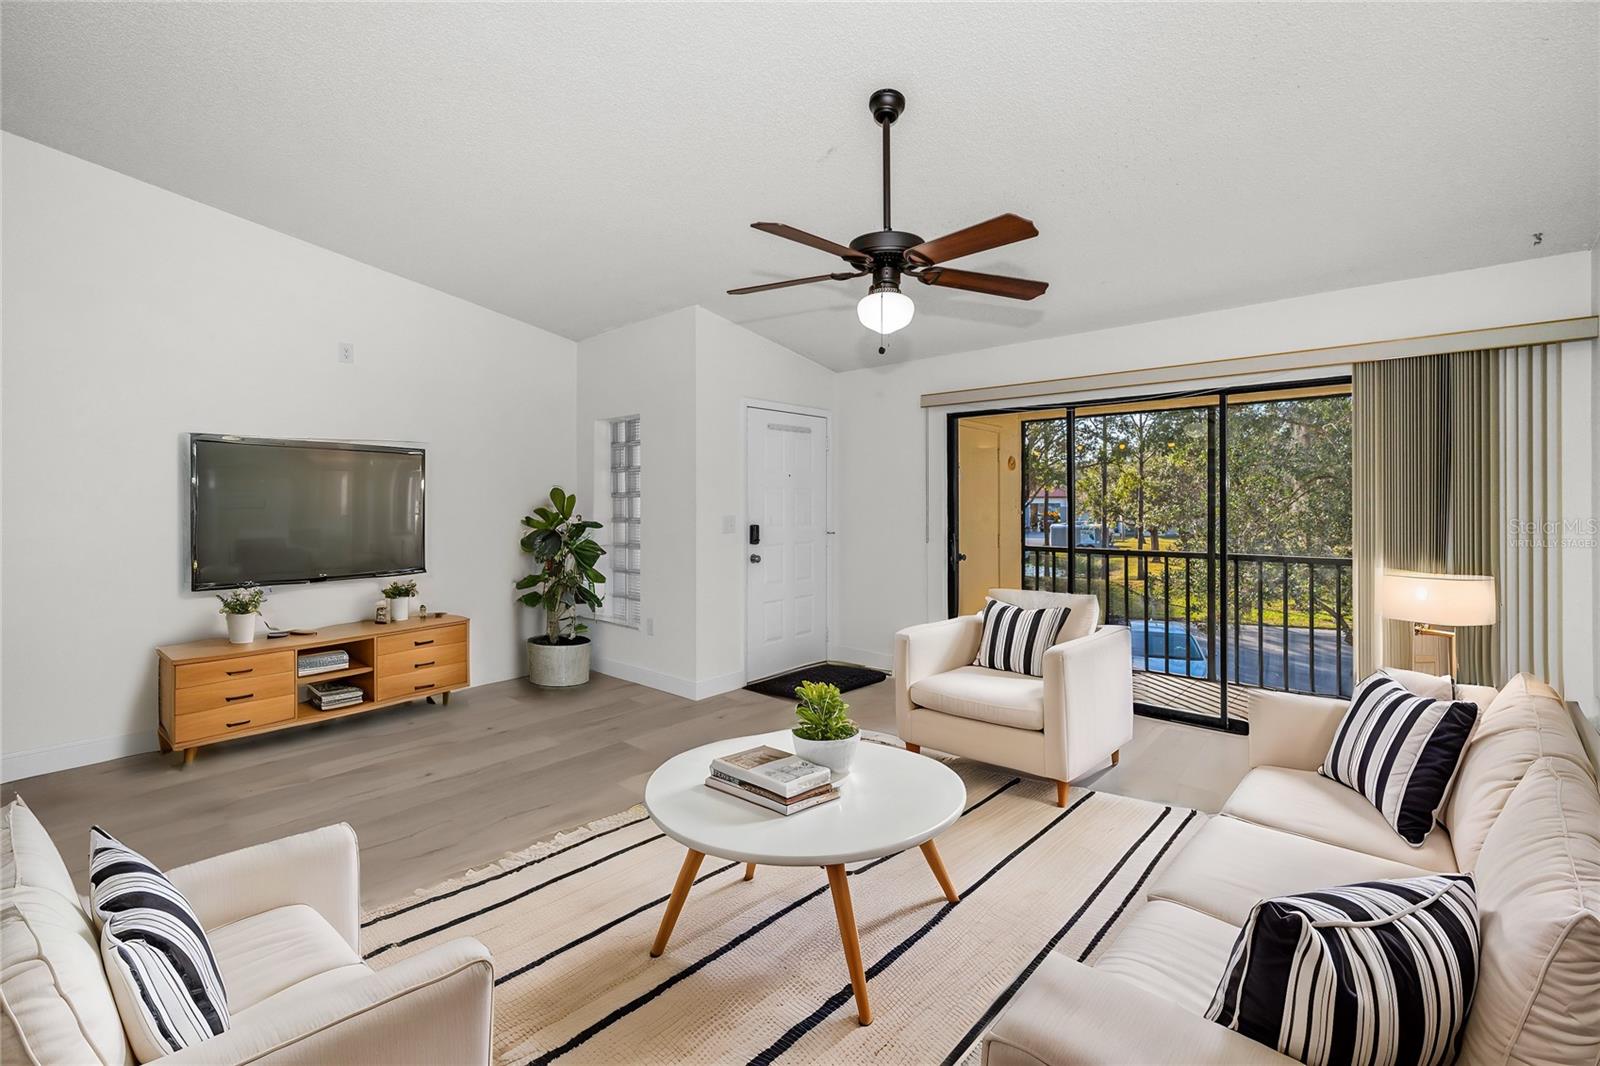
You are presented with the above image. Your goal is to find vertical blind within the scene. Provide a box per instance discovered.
[608,416,642,625]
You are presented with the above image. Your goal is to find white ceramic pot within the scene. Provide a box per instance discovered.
[527,636,591,687]
[225,613,257,645]
[793,731,860,777]
[389,596,411,621]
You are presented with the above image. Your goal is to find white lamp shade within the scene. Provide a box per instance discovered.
[857,290,914,334]
[1381,570,1496,626]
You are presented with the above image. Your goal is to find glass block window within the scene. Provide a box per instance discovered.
[607,416,642,625]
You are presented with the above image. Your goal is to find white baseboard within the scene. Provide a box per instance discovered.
[694,670,747,700]
[830,644,894,672]
[3,731,159,784]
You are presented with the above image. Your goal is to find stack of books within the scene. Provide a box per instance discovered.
[706,745,839,815]
[297,649,351,677]
[305,680,363,711]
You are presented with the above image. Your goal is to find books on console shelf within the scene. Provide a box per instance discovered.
[709,745,831,798]
[704,775,840,815]
[297,649,351,677]
[305,680,364,710]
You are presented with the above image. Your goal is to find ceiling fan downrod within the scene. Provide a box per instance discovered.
[870,88,904,233]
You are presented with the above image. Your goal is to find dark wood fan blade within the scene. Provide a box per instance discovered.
[903,214,1039,266]
[726,272,862,296]
[915,267,1048,300]
[751,222,871,263]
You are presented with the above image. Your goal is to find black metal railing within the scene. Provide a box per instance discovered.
[1022,545,1353,698]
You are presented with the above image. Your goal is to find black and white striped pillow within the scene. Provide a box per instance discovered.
[1206,874,1479,1066]
[88,827,229,1059]
[1320,671,1477,845]
[973,598,1071,677]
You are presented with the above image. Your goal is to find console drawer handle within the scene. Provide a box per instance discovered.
[413,639,435,647]
[414,683,436,692]
[225,719,251,729]
[414,660,435,669]
[225,667,254,676]
[224,693,254,703]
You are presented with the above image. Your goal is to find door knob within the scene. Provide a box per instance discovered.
[750,554,762,563]
[957,552,968,562]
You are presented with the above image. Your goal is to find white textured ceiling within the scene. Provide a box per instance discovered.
[3,3,1596,371]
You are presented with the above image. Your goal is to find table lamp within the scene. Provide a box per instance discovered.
[1381,570,1497,677]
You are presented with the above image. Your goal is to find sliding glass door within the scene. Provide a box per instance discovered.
[951,380,1352,731]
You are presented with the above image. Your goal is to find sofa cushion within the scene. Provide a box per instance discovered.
[1,796,83,913]
[974,599,1072,677]
[1147,815,1436,927]
[207,904,365,1013]
[1320,672,1477,846]
[989,588,1100,643]
[1456,758,1600,1066]
[1444,673,1597,871]
[1206,873,1479,1066]
[89,827,230,1061]
[1222,767,1458,871]
[1091,900,1240,1016]
[907,666,1043,731]
[1,886,134,1066]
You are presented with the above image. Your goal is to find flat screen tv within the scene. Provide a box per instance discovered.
[190,434,425,591]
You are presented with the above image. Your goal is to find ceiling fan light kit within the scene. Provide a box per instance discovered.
[728,88,1048,342]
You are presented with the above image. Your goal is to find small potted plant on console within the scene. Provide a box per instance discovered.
[517,486,605,687]
[216,585,266,644]
[791,680,860,776]
[382,579,418,621]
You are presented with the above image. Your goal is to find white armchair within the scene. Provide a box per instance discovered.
[895,589,1133,805]
[1,799,494,1066]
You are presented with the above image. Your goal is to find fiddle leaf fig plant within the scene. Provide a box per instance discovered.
[792,681,858,741]
[516,486,606,645]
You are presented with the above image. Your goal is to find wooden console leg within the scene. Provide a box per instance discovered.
[904,742,921,754]
[442,690,451,705]
[825,864,872,1025]
[919,840,959,902]
[650,849,704,957]
[182,747,197,768]
[1056,780,1069,807]
[743,862,757,881]
[1110,749,1120,767]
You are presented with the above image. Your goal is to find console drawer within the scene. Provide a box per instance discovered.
[377,641,468,675]
[376,662,467,702]
[172,696,295,743]
[175,651,293,690]
[376,624,466,657]
[175,672,295,716]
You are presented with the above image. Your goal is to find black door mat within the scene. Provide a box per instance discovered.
[744,663,888,700]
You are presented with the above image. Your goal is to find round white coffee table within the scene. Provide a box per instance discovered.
[643,729,966,1025]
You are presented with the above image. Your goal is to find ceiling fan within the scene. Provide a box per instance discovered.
[727,88,1047,343]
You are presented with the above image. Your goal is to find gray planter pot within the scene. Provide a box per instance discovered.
[527,636,591,687]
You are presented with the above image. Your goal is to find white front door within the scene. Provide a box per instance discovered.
[745,408,828,681]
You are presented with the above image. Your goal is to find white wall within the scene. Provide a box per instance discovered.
[0,134,577,781]
[575,308,699,694]
[832,252,1597,674]
[574,306,835,697]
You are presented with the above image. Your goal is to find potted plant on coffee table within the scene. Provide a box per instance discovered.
[792,680,860,776]
[382,579,418,621]
[216,585,266,645]
[516,486,605,687]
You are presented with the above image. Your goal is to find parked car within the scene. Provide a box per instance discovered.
[1127,619,1208,678]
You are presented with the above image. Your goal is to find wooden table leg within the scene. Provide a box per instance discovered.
[743,862,757,881]
[182,747,197,768]
[650,849,705,957]
[825,864,872,1026]
[919,840,960,902]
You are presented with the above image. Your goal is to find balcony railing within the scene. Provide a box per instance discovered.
[1023,545,1354,699]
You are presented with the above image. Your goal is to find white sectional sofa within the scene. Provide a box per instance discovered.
[1,813,493,1065]
[983,672,1600,1066]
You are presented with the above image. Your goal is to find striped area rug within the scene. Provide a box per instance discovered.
[360,760,1205,1065]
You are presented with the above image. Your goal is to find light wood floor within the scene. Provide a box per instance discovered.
[3,672,1248,908]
